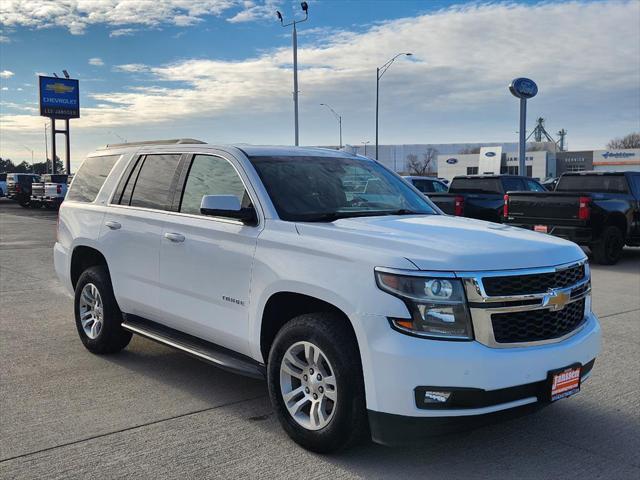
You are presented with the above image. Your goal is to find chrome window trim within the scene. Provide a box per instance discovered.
[106,151,264,228]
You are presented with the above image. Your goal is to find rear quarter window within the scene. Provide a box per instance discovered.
[67,155,120,203]
[449,178,501,194]
[557,175,629,193]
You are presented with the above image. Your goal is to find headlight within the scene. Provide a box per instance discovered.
[375,270,473,340]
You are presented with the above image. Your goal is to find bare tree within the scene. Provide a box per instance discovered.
[607,132,640,149]
[406,148,438,176]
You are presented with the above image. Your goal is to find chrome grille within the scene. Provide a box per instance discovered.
[482,264,585,296]
[460,260,591,348]
[491,299,586,343]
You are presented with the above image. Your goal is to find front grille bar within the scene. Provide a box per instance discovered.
[457,260,591,348]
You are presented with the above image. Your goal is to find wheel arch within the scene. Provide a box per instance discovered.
[259,291,358,365]
[604,211,628,236]
[70,245,110,289]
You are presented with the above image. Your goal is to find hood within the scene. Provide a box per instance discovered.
[296,214,585,271]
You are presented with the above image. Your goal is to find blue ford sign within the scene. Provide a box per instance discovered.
[39,76,80,118]
[509,77,538,99]
[485,152,496,157]
[446,158,458,164]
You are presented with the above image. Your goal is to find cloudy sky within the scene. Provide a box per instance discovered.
[0,0,639,167]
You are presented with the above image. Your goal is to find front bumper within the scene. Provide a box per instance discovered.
[357,310,601,443]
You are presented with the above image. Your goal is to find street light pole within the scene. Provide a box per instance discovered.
[320,103,342,149]
[22,145,34,164]
[375,52,412,160]
[277,2,309,146]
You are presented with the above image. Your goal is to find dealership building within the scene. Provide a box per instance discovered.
[333,143,640,180]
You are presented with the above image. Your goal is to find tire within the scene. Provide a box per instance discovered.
[267,312,368,453]
[74,265,132,354]
[19,201,30,208]
[29,201,42,209]
[592,226,624,265]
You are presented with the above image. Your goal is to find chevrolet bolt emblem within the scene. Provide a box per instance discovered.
[46,83,75,94]
[542,288,572,311]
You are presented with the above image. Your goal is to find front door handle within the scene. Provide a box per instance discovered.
[164,232,185,243]
[105,221,121,230]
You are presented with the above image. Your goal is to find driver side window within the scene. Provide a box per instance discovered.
[180,155,250,216]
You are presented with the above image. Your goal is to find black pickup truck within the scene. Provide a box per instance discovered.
[505,171,640,264]
[429,175,546,222]
[6,173,41,207]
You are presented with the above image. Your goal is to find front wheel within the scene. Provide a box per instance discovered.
[267,313,368,453]
[592,226,624,265]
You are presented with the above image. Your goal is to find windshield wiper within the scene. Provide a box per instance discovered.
[299,210,425,222]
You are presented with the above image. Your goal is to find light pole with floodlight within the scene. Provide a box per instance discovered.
[277,2,309,146]
[376,52,412,160]
[320,103,342,149]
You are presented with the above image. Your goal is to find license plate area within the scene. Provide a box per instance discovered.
[548,364,582,402]
[534,225,548,233]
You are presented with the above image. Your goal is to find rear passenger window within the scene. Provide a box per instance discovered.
[502,178,525,192]
[67,155,120,203]
[180,155,250,216]
[525,179,545,192]
[129,154,182,210]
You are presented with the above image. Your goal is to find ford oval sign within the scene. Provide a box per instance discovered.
[509,77,538,99]
[446,158,458,164]
[485,152,496,157]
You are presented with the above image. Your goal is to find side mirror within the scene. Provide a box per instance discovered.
[200,195,256,224]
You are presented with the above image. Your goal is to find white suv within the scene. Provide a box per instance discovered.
[55,140,601,452]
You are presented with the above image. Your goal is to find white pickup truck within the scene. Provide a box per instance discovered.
[54,140,601,452]
[31,174,70,209]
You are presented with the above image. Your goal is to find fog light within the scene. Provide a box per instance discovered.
[422,390,451,404]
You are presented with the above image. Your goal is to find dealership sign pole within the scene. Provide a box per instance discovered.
[509,78,538,177]
[39,75,80,174]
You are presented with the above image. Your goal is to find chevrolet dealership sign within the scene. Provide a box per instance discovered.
[39,76,80,118]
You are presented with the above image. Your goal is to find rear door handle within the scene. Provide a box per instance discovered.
[164,232,185,243]
[105,221,121,230]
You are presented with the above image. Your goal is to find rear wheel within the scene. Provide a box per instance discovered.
[74,266,132,354]
[267,313,368,453]
[592,226,624,265]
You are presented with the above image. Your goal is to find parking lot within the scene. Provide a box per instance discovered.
[0,198,638,480]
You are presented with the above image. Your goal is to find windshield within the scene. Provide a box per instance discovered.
[249,155,438,221]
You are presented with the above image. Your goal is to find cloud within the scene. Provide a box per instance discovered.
[1,1,639,157]
[109,28,137,37]
[0,0,273,35]
[0,35,9,43]
[1,87,7,91]
[113,63,149,73]
[227,0,280,23]
[89,57,105,66]
[0,70,15,78]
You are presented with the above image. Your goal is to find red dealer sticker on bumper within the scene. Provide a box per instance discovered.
[550,366,581,402]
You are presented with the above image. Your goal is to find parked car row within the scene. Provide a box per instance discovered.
[505,171,640,265]
[411,171,640,265]
[1,172,70,209]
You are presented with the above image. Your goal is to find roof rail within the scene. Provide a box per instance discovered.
[102,138,207,149]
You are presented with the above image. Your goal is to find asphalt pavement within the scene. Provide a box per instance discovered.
[1,198,639,479]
